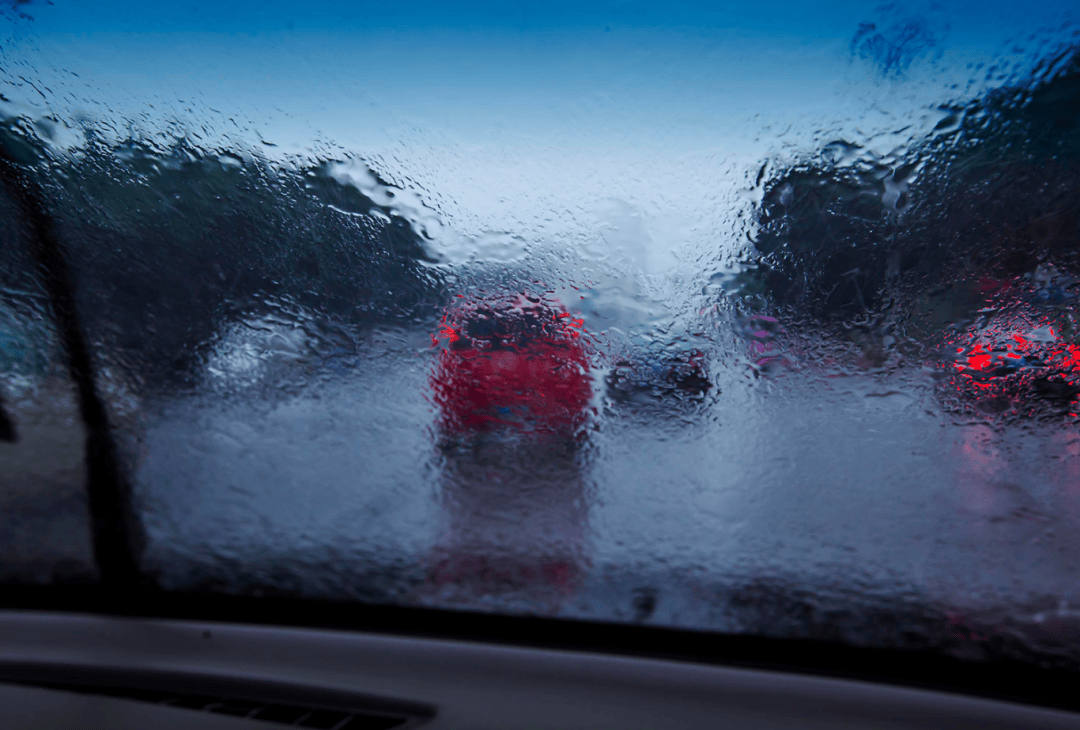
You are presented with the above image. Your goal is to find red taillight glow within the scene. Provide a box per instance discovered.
[944,299,1080,411]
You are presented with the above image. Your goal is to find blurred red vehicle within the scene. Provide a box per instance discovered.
[933,272,1080,417]
[430,293,593,439]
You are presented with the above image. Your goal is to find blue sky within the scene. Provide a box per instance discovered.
[8,0,1072,148]
[17,0,886,34]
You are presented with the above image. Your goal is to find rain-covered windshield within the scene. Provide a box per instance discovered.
[3,0,1080,702]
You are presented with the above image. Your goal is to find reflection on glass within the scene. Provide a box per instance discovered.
[423,294,592,608]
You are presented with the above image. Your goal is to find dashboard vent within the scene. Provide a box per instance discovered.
[32,683,407,729]
[0,666,430,730]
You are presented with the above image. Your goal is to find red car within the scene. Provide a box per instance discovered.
[430,293,593,439]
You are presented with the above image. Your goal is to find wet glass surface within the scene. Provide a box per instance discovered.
[4,0,1080,672]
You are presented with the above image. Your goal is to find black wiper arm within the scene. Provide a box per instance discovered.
[0,145,145,589]
[0,394,14,442]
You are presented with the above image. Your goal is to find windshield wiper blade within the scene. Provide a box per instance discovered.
[0,145,145,590]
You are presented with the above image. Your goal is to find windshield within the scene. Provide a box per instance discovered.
[3,0,1080,708]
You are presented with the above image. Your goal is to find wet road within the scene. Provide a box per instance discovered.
[129,322,1080,648]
